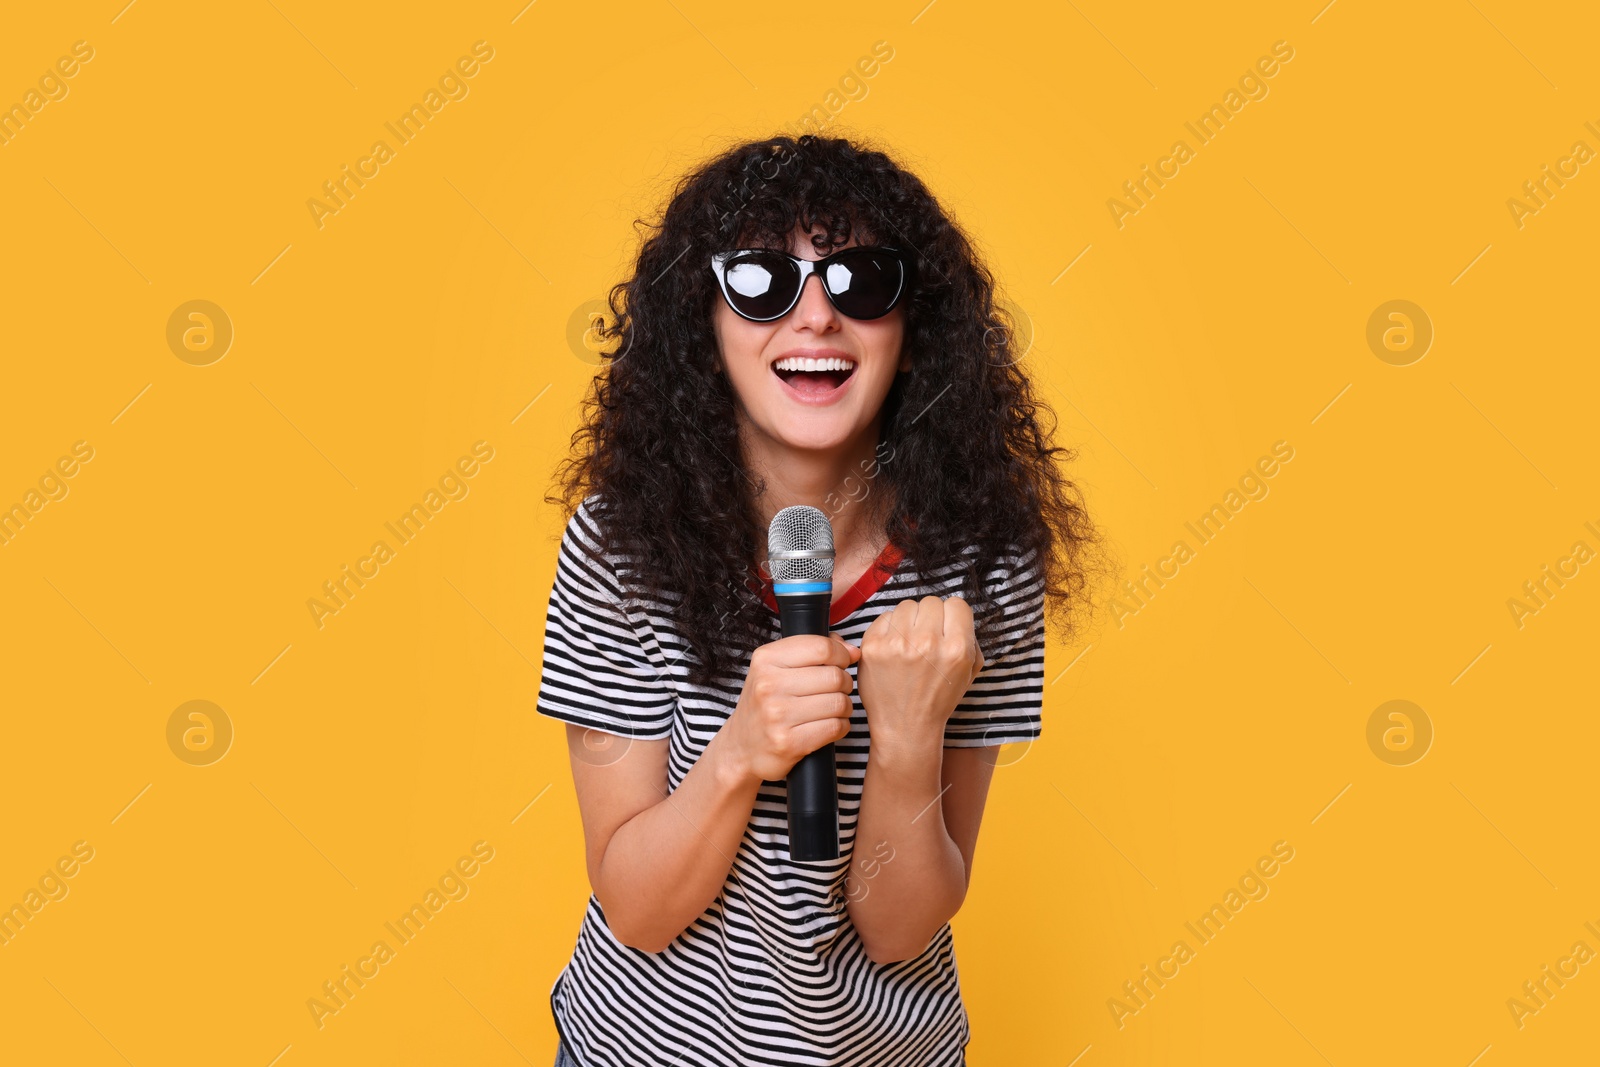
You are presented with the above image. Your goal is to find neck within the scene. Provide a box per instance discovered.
[739,420,888,558]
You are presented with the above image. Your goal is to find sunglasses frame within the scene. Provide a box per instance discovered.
[709,245,909,323]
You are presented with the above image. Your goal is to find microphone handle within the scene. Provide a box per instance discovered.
[777,590,840,861]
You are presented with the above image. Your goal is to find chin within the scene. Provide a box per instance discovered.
[760,414,858,453]
[775,427,855,453]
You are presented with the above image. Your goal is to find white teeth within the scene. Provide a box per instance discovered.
[773,356,857,372]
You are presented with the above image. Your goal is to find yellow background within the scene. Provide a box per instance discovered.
[2,1,1596,1064]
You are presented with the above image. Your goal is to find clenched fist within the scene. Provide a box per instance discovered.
[856,595,985,749]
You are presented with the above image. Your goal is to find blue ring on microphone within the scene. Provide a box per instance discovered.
[773,581,830,594]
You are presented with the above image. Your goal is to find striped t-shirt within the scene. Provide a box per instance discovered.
[536,496,1046,1067]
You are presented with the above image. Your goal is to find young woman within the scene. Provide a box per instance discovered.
[536,133,1097,1067]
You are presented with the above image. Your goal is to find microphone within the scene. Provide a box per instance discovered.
[766,505,841,862]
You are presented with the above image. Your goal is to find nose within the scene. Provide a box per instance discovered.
[790,269,840,331]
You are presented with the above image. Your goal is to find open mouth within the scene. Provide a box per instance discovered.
[772,355,857,400]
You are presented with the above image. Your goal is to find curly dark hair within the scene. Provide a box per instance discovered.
[548,132,1103,691]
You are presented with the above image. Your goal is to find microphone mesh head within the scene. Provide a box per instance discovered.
[767,505,834,583]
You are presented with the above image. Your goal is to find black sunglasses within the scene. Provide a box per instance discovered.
[709,245,909,323]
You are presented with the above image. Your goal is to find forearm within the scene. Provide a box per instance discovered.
[596,732,759,952]
[847,729,967,964]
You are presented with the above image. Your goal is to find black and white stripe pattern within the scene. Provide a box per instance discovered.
[536,496,1045,1067]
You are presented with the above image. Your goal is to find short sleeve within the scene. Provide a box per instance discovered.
[943,547,1045,748]
[535,499,677,740]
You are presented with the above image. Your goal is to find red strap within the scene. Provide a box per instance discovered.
[751,537,904,627]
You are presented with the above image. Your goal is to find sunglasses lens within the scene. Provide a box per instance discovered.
[723,252,801,320]
[823,249,904,320]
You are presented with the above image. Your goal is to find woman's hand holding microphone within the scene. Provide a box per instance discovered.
[719,596,983,784]
[720,632,860,785]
